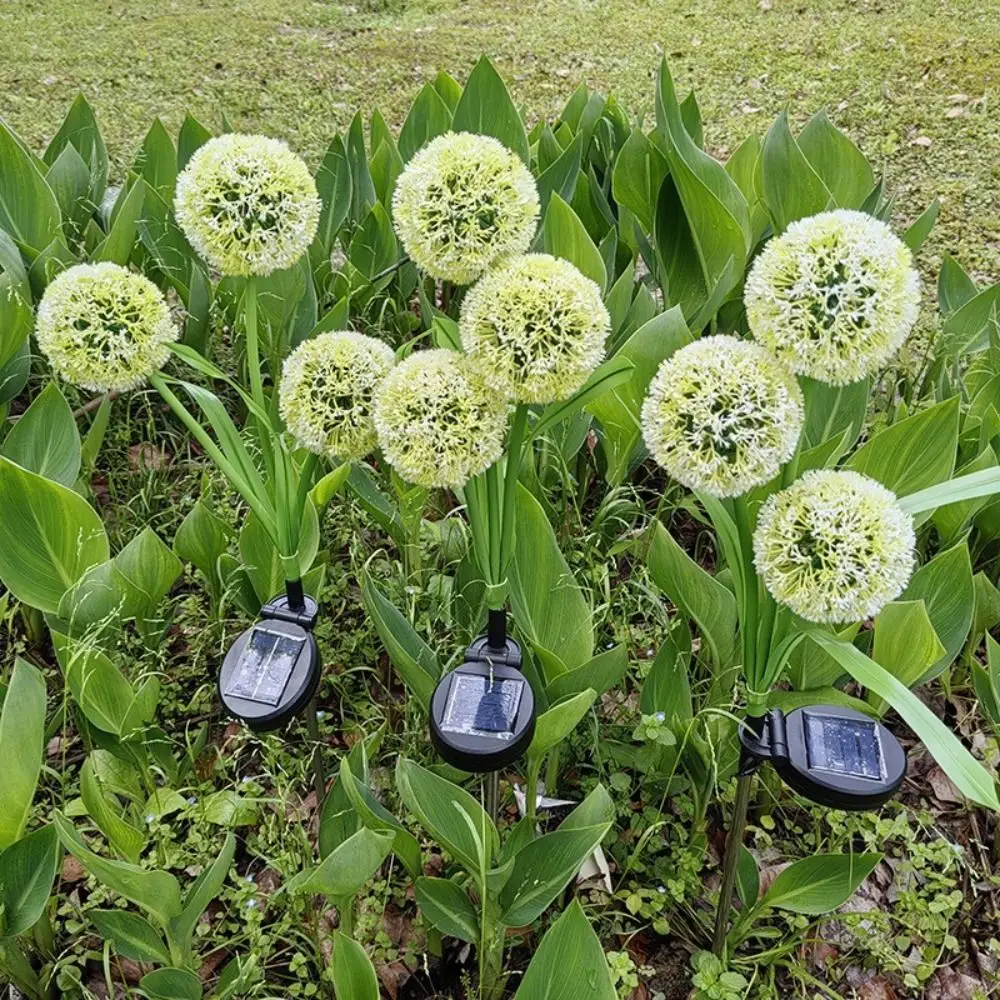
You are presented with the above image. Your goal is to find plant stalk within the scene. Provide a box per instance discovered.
[712,764,755,956]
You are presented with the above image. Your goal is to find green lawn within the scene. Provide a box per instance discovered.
[4,0,999,281]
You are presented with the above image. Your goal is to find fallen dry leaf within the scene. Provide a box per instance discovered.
[129,442,170,473]
[928,766,963,803]
[61,856,86,883]
[925,968,985,1000]
[858,977,897,1000]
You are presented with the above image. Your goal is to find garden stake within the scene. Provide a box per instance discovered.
[712,706,906,956]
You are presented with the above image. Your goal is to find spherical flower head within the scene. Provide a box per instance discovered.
[744,209,920,385]
[640,335,804,497]
[459,253,610,404]
[35,262,177,392]
[373,349,508,490]
[175,134,321,277]
[753,469,916,624]
[392,132,539,285]
[279,331,396,461]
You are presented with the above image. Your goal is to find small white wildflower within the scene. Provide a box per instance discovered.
[373,348,508,490]
[36,263,177,392]
[753,469,916,624]
[278,331,395,461]
[745,210,920,385]
[460,254,609,403]
[641,335,804,497]
[175,134,321,277]
[392,132,539,284]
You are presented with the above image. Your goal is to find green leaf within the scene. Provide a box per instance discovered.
[0,658,46,851]
[514,898,616,1000]
[452,56,529,164]
[177,113,212,171]
[239,499,319,605]
[938,253,977,316]
[899,466,1000,515]
[0,341,31,408]
[113,527,183,624]
[399,83,453,162]
[544,644,629,703]
[737,845,759,908]
[174,499,230,602]
[345,112,376,223]
[542,193,606,291]
[136,119,178,200]
[939,281,1000,357]
[796,111,874,212]
[315,135,353,252]
[80,753,145,863]
[395,758,498,875]
[0,825,60,938]
[528,690,597,764]
[0,230,34,370]
[646,520,738,668]
[0,456,109,614]
[612,128,669,234]
[901,539,973,682]
[499,785,614,926]
[587,306,692,484]
[52,633,135,737]
[536,133,583,215]
[88,910,171,965]
[167,833,236,956]
[92,178,144,265]
[137,182,195,300]
[870,601,946,711]
[639,621,692,721]
[414,877,480,943]
[45,143,92,241]
[760,852,882,915]
[760,111,833,232]
[904,199,940,252]
[331,931,380,1000]
[531,355,634,442]
[846,396,959,497]
[139,968,203,1000]
[361,572,440,709]
[287,827,394,898]
[53,812,183,925]
[809,632,999,809]
[0,119,62,257]
[43,94,108,208]
[800,375,870,451]
[348,200,398,285]
[509,485,594,678]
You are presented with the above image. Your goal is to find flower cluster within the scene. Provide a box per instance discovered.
[36,263,177,393]
[459,253,609,404]
[373,349,508,489]
[753,469,916,623]
[279,331,395,461]
[175,134,321,277]
[641,336,804,497]
[744,210,920,385]
[392,132,539,285]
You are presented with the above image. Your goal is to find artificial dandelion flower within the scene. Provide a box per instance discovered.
[279,331,396,461]
[391,132,539,285]
[753,469,916,624]
[36,262,177,392]
[373,349,507,490]
[460,253,609,403]
[175,134,321,277]
[640,335,804,497]
[744,209,920,385]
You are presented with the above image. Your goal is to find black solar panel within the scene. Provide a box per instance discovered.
[224,626,304,706]
[441,674,524,741]
[803,711,884,781]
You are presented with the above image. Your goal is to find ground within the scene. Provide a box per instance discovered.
[4,0,999,281]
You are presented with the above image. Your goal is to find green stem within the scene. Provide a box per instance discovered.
[336,895,355,939]
[486,463,503,588]
[243,279,265,415]
[479,895,506,1000]
[499,405,528,575]
[544,745,561,801]
[733,498,759,694]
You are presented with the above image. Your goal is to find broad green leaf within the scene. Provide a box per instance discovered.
[452,56,530,164]
[939,281,1000,357]
[612,128,668,233]
[901,539,973,682]
[287,827,394,898]
[536,133,583,214]
[114,527,183,623]
[846,396,959,497]
[542,193,606,291]
[737,845,759,908]
[0,456,109,614]
[971,573,1000,658]
[139,968,203,1000]
[531,355,633,442]
[587,306,692,484]
[399,83,453,162]
[0,341,31,408]
[370,138,404,208]
[53,812,183,925]
[174,499,230,601]
[0,658,46,851]
[0,119,62,257]
[395,758,498,875]
[499,785,614,926]
[361,572,440,709]
[760,852,882,915]
[315,135,353,251]
[348,201,398,286]
[528,690,597,764]
[0,825,60,938]
[345,112,375,223]
[80,753,145,863]
[904,199,940,252]
[319,742,367,860]
[88,910,171,965]
[509,485,594,678]
[52,633,134,737]
[414,877,480,943]
[331,931,379,1000]
[168,833,236,955]
[544,644,629,703]
[973,635,1000,726]
[800,376,870,451]
[136,119,177,200]
[900,466,1000,515]
[239,499,319,605]
[0,230,34,369]
[639,620,692,721]
[796,111,874,211]
[45,143,92,241]
[938,253,976,316]
[514,899,616,1000]
[43,94,108,207]
[761,111,833,231]
[177,113,212,170]
[810,633,999,809]
[137,182,195,300]
[725,135,768,246]
[92,178,144,265]
[870,601,946,711]
[646,520,738,668]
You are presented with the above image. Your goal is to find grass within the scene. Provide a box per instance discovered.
[3,0,999,280]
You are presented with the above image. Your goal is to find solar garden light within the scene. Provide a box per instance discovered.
[218,579,328,807]
[712,705,907,955]
[429,608,536,821]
